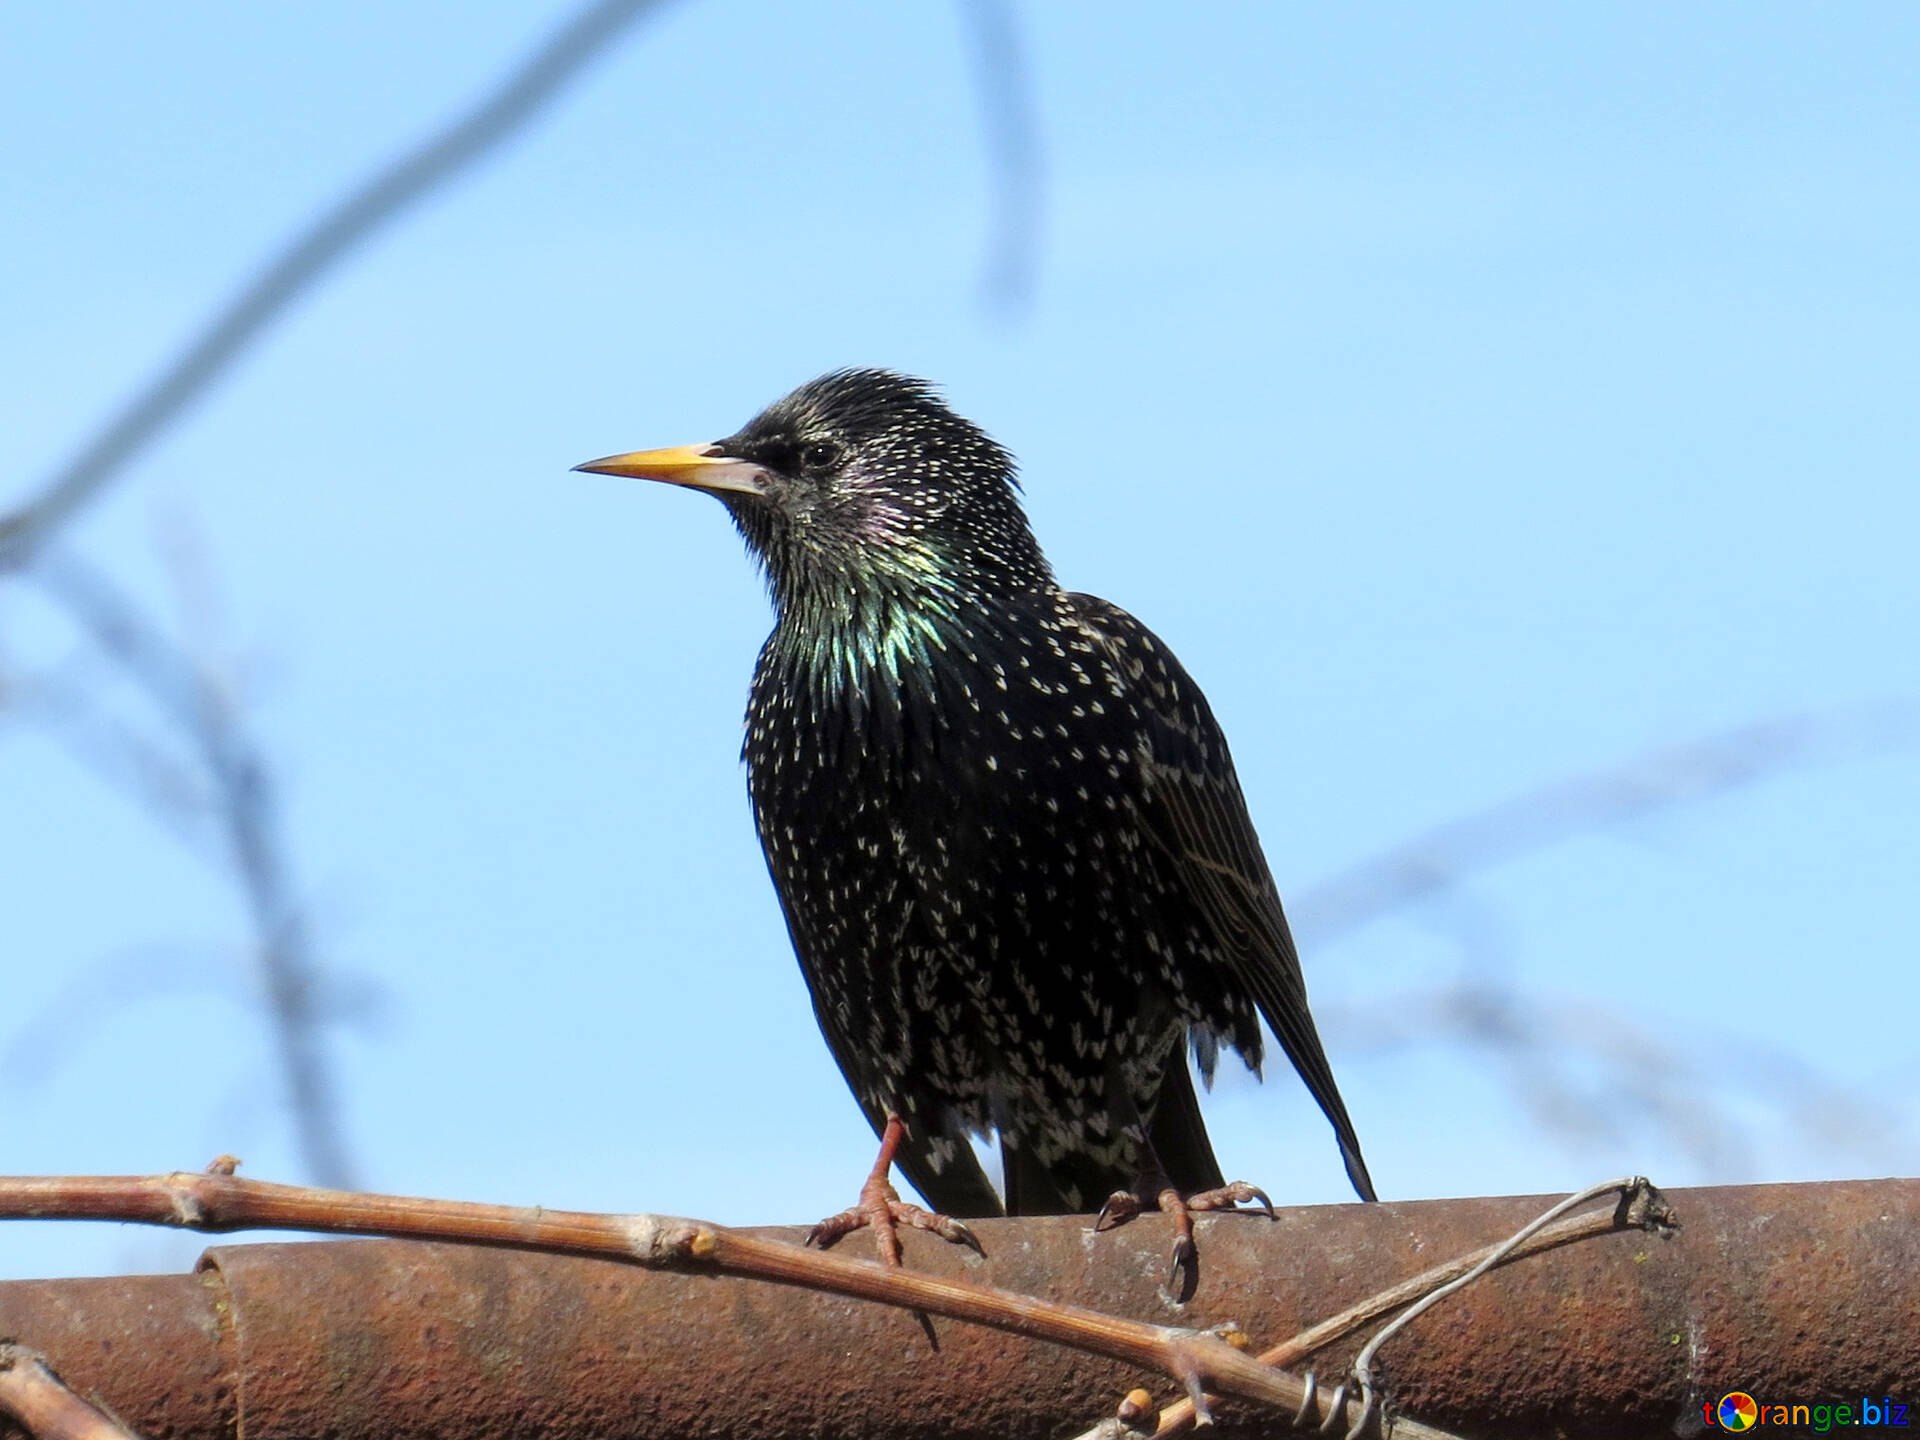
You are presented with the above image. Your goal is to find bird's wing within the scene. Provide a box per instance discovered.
[1067,593,1377,1202]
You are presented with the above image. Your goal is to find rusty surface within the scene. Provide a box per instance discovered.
[0,1179,1911,1440]
[0,1273,228,1440]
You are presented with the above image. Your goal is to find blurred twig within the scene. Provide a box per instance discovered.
[1300,701,1920,1172]
[0,0,671,563]
[2,658,214,854]
[954,0,1043,315]
[32,549,354,1188]
[2,944,254,1084]
[1296,700,1918,942]
[0,0,674,1192]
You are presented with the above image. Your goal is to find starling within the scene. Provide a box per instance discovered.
[577,370,1375,1279]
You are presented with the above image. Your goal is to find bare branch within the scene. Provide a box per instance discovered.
[0,1167,1677,1439]
[0,0,671,562]
[1072,1179,1671,1440]
[0,1345,142,1440]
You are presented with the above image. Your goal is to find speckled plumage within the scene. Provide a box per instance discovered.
[606,370,1374,1217]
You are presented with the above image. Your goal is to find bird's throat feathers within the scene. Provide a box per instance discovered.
[740,496,1055,713]
[763,548,1008,719]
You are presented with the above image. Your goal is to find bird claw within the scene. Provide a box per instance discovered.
[900,1203,985,1257]
[1165,1231,1197,1295]
[1187,1180,1275,1219]
[1095,1189,1142,1232]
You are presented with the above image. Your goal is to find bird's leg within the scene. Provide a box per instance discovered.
[805,1113,984,1266]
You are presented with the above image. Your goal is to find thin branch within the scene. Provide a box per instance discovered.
[0,0,671,563]
[1073,1177,1673,1440]
[1341,1177,1662,1438]
[0,1168,1667,1440]
[0,1345,142,1440]
[0,1170,1351,1430]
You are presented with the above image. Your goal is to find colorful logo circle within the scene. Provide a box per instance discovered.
[1717,1392,1759,1431]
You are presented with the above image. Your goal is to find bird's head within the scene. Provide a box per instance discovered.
[576,370,1051,619]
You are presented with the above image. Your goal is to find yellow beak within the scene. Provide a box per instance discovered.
[572,443,767,497]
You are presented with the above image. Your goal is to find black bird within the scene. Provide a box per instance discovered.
[577,370,1374,1278]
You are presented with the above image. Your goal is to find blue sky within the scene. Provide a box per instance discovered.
[2,3,1916,1281]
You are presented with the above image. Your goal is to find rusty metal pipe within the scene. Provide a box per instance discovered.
[0,1179,1910,1439]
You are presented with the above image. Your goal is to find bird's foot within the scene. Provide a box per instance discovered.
[806,1180,983,1266]
[1095,1179,1274,1299]
[805,1113,984,1267]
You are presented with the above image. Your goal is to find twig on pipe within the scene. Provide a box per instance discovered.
[1071,1176,1674,1440]
[0,1166,1673,1439]
[0,1344,144,1440]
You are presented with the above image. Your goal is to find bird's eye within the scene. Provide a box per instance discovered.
[798,439,842,472]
